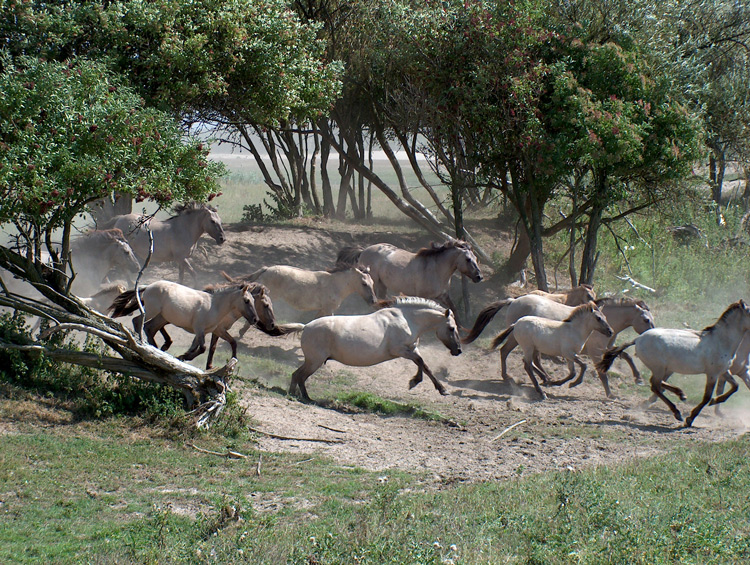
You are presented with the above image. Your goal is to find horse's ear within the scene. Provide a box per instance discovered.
[741,299,748,309]
[583,283,593,289]
[444,309,451,318]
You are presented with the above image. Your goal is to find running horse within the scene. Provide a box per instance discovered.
[69,229,140,295]
[336,240,483,324]
[288,297,462,401]
[492,302,613,399]
[104,202,226,284]
[598,300,750,427]
[109,280,258,366]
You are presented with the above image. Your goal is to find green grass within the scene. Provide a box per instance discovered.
[0,414,748,563]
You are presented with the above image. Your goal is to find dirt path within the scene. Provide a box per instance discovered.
[144,221,750,484]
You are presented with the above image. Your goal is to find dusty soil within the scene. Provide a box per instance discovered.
[145,218,750,485]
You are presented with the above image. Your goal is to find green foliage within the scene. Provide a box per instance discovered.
[0,55,221,227]
[0,312,184,420]
[0,0,342,125]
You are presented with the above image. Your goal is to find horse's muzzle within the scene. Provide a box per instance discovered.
[451,346,462,356]
[471,273,483,283]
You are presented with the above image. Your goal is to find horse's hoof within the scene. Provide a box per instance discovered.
[675,412,684,422]
[408,380,419,390]
[679,394,687,402]
[634,379,645,386]
[568,380,582,388]
[438,388,448,396]
[684,417,694,427]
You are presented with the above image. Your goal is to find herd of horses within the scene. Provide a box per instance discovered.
[46,202,750,428]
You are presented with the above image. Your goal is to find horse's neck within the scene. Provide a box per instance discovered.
[428,250,460,281]
[569,316,598,343]
[404,308,443,337]
[600,306,631,334]
[173,212,205,243]
[707,315,749,353]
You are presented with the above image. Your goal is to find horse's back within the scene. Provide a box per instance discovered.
[513,316,566,356]
[635,328,707,374]
[506,295,574,326]
[142,280,207,328]
[301,309,405,366]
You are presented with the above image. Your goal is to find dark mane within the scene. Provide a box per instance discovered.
[595,296,650,310]
[415,239,472,258]
[328,263,357,273]
[564,302,597,322]
[203,280,266,296]
[170,201,217,218]
[703,301,748,333]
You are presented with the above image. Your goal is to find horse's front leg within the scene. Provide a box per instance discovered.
[685,373,719,427]
[179,333,207,362]
[401,349,447,395]
[650,372,683,422]
[549,358,579,386]
[438,292,462,329]
[205,328,237,370]
[178,258,198,286]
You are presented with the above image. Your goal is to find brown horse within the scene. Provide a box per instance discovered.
[202,281,300,369]
[336,240,482,324]
[104,202,225,284]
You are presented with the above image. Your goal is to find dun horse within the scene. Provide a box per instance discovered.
[69,229,140,295]
[492,303,613,399]
[597,300,750,427]
[336,240,482,323]
[109,280,258,366]
[202,281,301,369]
[288,297,462,401]
[223,264,377,319]
[529,284,596,305]
[463,293,646,395]
[104,202,225,284]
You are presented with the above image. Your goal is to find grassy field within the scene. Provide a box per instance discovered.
[0,393,748,564]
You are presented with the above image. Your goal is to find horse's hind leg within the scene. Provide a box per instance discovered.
[620,351,644,385]
[500,335,519,382]
[289,361,322,401]
[179,333,207,361]
[523,357,547,400]
[531,351,553,384]
[685,373,719,427]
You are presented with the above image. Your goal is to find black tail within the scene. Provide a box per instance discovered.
[461,299,512,344]
[336,245,363,267]
[596,341,636,374]
[254,322,305,337]
[490,324,515,350]
[108,289,141,317]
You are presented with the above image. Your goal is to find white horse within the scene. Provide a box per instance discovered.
[225,264,377,319]
[288,297,462,401]
[104,202,225,284]
[597,300,750,427]
[109,280,258,365]
[492,303,613,399]
[336,240,483,324]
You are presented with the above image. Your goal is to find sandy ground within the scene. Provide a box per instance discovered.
[138,220,750,485]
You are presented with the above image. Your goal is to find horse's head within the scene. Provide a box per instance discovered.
[633,304,655,334]
[239,284,259,326]
[111,237,141,274]
[589,304,613,337]
[456,244,483,283]
[437,309,462,356]
[251,285,276,331]
[355,267,378,305]
[565,284,596,305]
[202,207,226,245]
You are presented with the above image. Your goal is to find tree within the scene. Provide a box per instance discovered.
[0,56,231,424]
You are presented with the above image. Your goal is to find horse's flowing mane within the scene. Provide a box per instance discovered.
[564,302,598,322]
[328,263,358,273]
[595,296,650,310]
[170,201,217,217]
[702,300,749,333]
[415,239,472,258]
[377,296,445,312]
